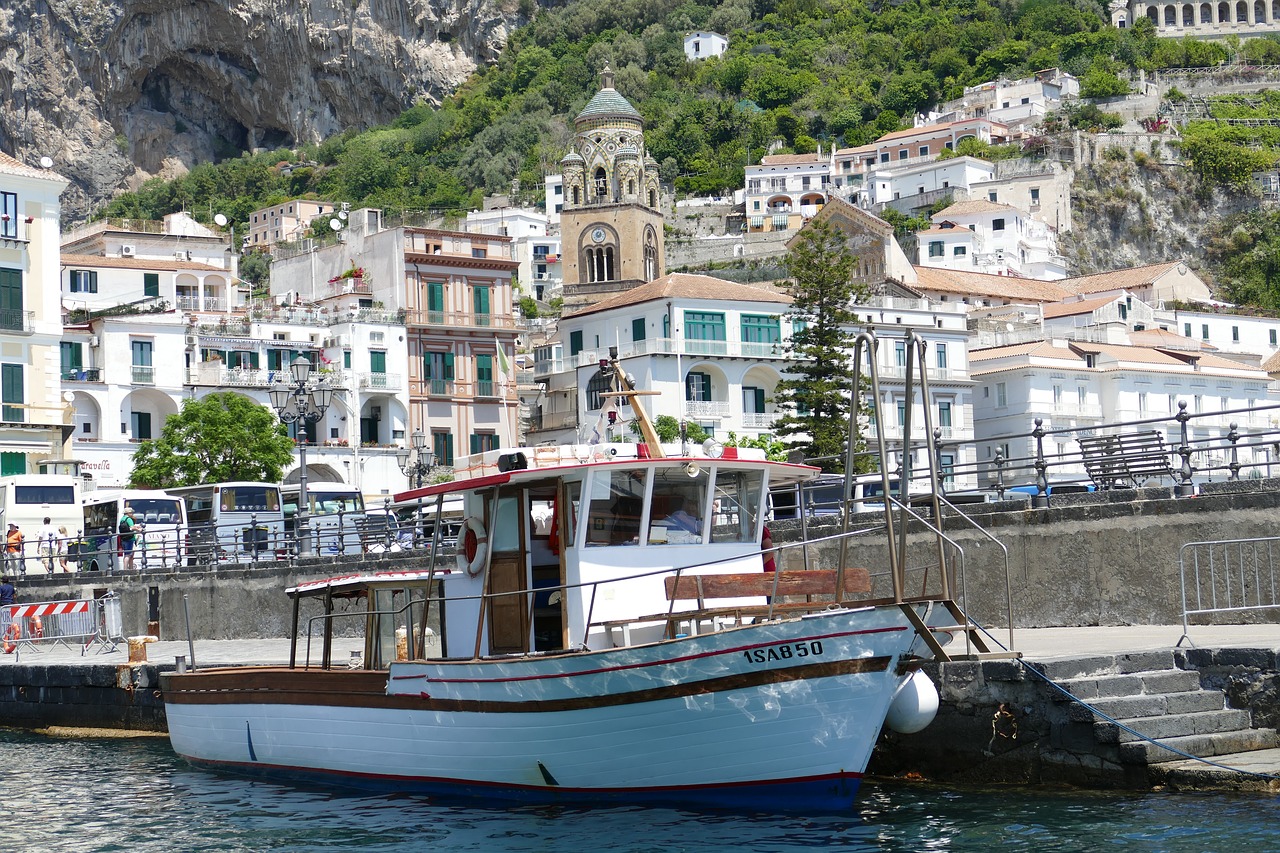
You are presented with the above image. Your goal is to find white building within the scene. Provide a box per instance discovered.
[527,274,795,444]
[684,32,728,61]
[969,336,1277,488]
[544,174,564,227]
[916,199,1067,280]
[0,151,71,476]
[859,155,995,213]
[744,153,830,233]
[465,207,562,300]
[927,69,1080,131]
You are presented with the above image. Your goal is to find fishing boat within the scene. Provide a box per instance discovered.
[162,343,1004,811]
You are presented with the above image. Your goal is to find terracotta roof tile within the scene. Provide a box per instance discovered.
[0,150,54,180]
[911,266,1073,303]
[566,274,792,318]
[1041,294,1119,318]
[1061,261,1185,295]
[932,199,1018,218]
[61,253,229,273]
[758,153,827,166]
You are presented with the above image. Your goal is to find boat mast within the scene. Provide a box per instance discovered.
[603,346,665,458]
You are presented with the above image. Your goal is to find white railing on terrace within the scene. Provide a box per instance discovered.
[1053,403,1104,419]
[404,310,516,329]
[876,364,969,383]
[743,412,781,429]
[359,372,401,391]
[685,400,732,418]
[177,296,228,312]
[533,337,789,376]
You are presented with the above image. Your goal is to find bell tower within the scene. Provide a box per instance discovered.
[559,67,665,310]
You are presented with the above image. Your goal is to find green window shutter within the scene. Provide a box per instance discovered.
[569,330,583,356]
[476,354,493,382]
[444,352,454,380]
[470,434,481,455]
[370,350,386,373]
[632,317,646,341]
[249,352,260,369]
[684,311,726,341]
[741,315,781,343]
[427,282,444,313]
[144,272,159,297]
[433,432,453,467]
[0,452,25,475]
[343,350,351,369]
[473,286,491,320]
[2,363,23,422]
[61,342,83,373]
[0,268,22,331]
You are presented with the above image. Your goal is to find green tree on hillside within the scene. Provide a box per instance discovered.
[128,393,295,488]
[772,219,871,472]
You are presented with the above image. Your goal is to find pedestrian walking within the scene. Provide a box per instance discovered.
[56,525,70,572]
[119,507,138,571]
[5,523,24,576]
[35,516,57,574]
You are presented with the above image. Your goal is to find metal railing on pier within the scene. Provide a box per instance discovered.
[1178,535,1280,646]
[1,593,123,657]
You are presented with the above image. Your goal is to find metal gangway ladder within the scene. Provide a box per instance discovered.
[836,330,1018,662]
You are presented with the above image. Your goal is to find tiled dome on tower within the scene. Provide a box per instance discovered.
[558,66,666,310]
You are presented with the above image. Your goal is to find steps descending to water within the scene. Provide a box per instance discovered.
[1037,650,1280,790]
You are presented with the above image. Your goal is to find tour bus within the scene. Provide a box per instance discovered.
[168,481,286,565]
[81,489,187,573]
[769,472,929,520]
[280,483,365,555]
[0,474,82,575]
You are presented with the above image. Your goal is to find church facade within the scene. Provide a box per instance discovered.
[558,68,665,310]
[1110,0,1280,35]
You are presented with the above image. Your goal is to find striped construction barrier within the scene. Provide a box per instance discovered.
[1,594,123,656]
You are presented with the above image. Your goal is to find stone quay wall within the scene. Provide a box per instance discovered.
[768,478,1280,629]
[0,662,167,731]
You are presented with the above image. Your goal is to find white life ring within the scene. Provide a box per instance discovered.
[456,516,488,577]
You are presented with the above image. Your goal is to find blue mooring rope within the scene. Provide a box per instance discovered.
[966,622,1280,782]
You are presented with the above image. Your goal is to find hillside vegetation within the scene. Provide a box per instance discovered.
[96,0,1280,300]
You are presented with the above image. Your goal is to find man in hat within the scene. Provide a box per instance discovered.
[5,523,23,576]
[119,507,138,571]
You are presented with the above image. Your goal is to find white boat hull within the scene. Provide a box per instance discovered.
[163,605,946,810]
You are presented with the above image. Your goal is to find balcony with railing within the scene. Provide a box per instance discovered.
[62,368,103,383]
[475,380,497,399]
[743,411,782,429]
[0,310,35,333]
[131,366,156,384]
[685,400,731,418]
[1052,403,1104,419]
[177,296,228,312]
[528,408,580,432]
[359,372,400,391]
[405,310,515,330]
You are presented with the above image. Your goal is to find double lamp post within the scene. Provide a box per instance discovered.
[397,429,435,489]
[269,356,333,556]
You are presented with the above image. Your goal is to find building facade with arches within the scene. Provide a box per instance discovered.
[526,274,794,446]
[558,67,666,311]
[1110,0,1280,33]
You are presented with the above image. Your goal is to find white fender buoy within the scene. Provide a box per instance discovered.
[885,669,940,734]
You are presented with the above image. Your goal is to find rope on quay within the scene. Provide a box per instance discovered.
[964,620,1280,782]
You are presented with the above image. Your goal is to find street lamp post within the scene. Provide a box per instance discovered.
[269,356,334,556]
[396,429,435,489]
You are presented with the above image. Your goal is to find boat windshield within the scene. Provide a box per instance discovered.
[709,468,764,544]
[647,469,707,545]
[585,469,648,546]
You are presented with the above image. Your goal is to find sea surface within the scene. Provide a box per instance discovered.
[2,729,1278,853]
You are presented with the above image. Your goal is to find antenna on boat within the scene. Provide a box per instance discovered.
[601,346,665,458]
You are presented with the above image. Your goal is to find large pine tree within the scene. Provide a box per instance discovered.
[772,218,871,472]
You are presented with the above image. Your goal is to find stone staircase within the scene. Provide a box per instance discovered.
[1036,650,1279,789]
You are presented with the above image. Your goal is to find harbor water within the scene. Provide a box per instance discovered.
[3,730,1278,852]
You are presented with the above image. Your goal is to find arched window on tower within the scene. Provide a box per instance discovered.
[572,186,580,205]
[649,189,657,208]
[628,179,635,196]
[604,247,615,281]
[594,168,608,201]
[644,243,657,281]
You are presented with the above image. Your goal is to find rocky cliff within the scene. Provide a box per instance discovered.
[0,0,520,217]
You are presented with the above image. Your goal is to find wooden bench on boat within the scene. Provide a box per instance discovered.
[598,568,873,646]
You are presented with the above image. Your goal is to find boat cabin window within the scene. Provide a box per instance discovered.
[648,470,707,545]
[490,495,521,553]
[585,469,648,546]
[710,468,765,544]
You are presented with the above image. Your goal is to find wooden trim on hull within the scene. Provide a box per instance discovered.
[162,656,891,714]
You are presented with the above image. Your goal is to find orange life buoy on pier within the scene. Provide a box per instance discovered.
[2,620,19,654]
